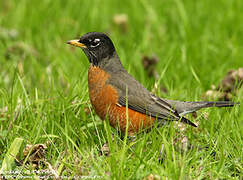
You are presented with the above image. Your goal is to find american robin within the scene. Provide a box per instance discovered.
[67,32,237,135]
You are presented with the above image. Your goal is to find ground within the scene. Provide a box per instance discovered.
[0,0,242,179]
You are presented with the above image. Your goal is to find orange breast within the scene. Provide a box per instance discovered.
[88,66,155,134]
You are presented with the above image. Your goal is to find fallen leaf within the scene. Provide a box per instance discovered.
[173,135,191,153]
[99,143,110,156]
[203,90,228,101]
[192,112,197,119]
[217,68,243,92]
[113,14,128,33]
[160,86,168,94]
[142,55,160,81]
[143,174,161,180]
[20,143,49,169]
[83,106,91,116]
[203,68,242,101]
[0,106,8,118]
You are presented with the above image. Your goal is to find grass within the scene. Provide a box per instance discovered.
[0,0,242,179]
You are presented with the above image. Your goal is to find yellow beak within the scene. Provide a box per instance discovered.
[67,39,87,48]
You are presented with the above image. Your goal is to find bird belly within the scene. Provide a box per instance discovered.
[88,66,155,134]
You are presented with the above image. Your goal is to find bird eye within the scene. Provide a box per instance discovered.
[90,38,100,47]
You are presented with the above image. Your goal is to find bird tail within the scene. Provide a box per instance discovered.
[177,101,239,127]
[197,101,237,108]
[164,100,239,116]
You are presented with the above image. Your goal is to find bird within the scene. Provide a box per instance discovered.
[67,32,237,135]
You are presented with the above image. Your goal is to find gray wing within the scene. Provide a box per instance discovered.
[107,70,196,126]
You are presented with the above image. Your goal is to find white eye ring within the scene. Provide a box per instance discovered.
[90,38,101,47]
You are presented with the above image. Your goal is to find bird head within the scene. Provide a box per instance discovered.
[67,32,116,66]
